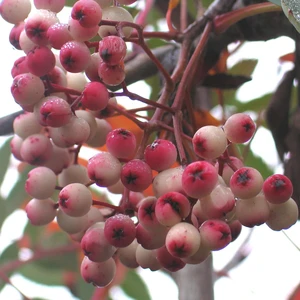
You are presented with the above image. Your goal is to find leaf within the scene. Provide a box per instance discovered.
[65,0,76,7]
[0,195,7,229]
[268,0,282,6]
[0,137,12,186]
[229,59,258,77]
[18,263,64,286]
[282,0,300,33]
[0,242,19,265]
[236,93,272,113]
[202,73,251,89]
[5,165,32,216]
[121,270,151,300]
[72,275,95,300]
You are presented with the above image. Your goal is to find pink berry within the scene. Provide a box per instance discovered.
[11,56,29,77]
[199,219,232,251]
[165,222,201,258]
[155,192,191,227]
[262,174,293,204]
[182,161,218,199]
[106,128,136,159]
[80,256,116,287]
[68,18,99,42]
[47,23,73,50]
[38,97,73,127]
[26,46,56,76]
[121,159,153,192]
[59,41,91,73]
[230,167,263,199]
[98,36,127,66]
[104,214,136,247]
[144,139,177,172]
[71,0,102,28]
[192,126,227,160]
[0,0,31,24]
[81,222,116,262]
[98,61,125,86]
[155,246,186,272]
[81,81,109,111]
[223,113,256,144]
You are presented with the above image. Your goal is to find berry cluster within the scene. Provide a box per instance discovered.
[1,0,298,289]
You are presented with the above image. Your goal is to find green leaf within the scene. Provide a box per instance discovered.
[282,0,300,33]
[0,195,7,229]
[5,165,32,216]
[0,242,19,265]
[268,0,282,6]
[0,137,12,186]
[229,59,258,77]
[236,93,271,113]
[18,262,64,286]
[72,275,95,300]
[65,0,76,7]
[121,270,151,300]
[202,0,214,8]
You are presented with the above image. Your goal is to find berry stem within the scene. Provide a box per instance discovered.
[92,200,123,213]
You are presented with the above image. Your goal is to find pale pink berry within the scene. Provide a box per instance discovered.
[98,61,125,86]
[13,112,42,139]
[26,46,56,76]
[152,167,184,197]
[192,126,227,160]
[56,209,89,234]
[182,244,211,265]
[81,222,116,262]
[155,246,186,272]
[86,119,112,147]
[223,113,256,144]
[200,184,235,219]
[106,128,136,159]
[33,0,65,13]
[117,239,139,269]
[81,81,109,111]
[104,214,136,247]
[59,41,91,73]
[26,198,56,226]
[121,159,153,192]
[228,220,242,242]
[74,109,97,140]
[230,167,263,199]
[262,174,293,204]
[182,161,218,199]
[20,134,53,165]
[10,135,24,161]
[199,219,232,251]
[85,52,101,82]
[98,36,127,66]
[71,0,102,28]
[59,183,92,217]
[68,18,99,42]
[266,198,299,231]
[155,192,191,227]
[165,222,201,258]
[87,151,122,187]
[136,245,161,271]
[0,0,31,24]
[235,194,270,227]
[25,166,56,199]
[98,6,134,38]
[81,256,116,287]
[144,139,177,172]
